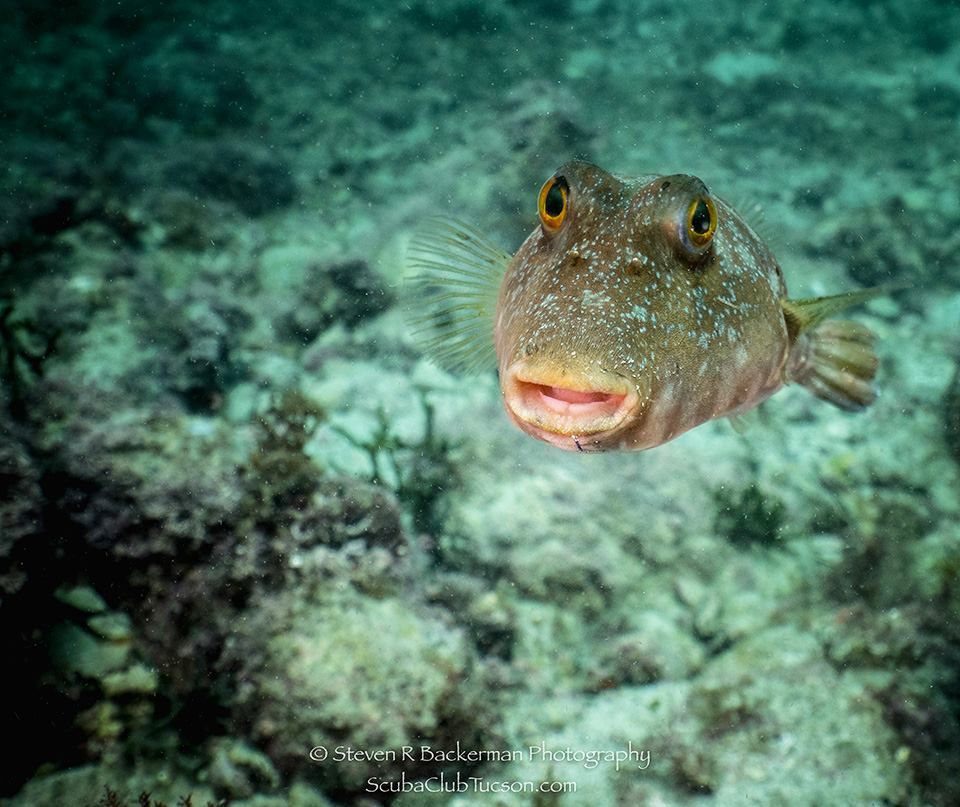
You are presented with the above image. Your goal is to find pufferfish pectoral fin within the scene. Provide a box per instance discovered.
[782,290,885,412]
[403,217,510,374]
[728,408,761,436]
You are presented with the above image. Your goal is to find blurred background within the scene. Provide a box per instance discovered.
[1,0,960,804]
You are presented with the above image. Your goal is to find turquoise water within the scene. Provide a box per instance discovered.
[2,1,959,804]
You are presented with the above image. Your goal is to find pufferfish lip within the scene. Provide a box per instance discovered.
[501,363,640,451]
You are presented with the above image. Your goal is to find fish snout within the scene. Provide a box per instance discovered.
[500,361,641,451]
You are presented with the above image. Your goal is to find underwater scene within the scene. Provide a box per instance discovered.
[2,0,960,804]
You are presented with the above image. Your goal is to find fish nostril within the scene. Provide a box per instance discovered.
[626,257,644,276]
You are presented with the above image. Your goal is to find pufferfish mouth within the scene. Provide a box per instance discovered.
[520,382,626,412]
[501,364,639,451]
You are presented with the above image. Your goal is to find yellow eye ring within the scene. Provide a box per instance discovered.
[538,175,569,232]
[685,195,717,249]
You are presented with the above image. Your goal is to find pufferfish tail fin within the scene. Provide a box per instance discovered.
[782,289,884,412]
[403,217,510,374]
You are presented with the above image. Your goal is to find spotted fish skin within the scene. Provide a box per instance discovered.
[496,161,791,451]
[406,160,881,453]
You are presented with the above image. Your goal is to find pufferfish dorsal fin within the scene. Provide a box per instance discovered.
[725,195,776,248]
[403,217,510,374]
[781,287,887,343]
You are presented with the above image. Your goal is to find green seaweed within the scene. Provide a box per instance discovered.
[247,388,326,512]
[0,297,63,419]
[946,364,960,464]
[714,483,787,547]
[328,384,460,535]
[91,786,225,807]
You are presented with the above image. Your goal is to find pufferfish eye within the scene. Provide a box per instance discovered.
[538,175,570,232]
[679,195,718,257]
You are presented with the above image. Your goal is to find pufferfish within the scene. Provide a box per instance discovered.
[405,160,881,452]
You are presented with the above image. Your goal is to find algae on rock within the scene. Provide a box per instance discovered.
[230,590,492,793]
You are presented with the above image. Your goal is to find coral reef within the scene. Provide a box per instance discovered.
[2,0,960,805]
[147,275,256,413]
[159,140,297,218]
[0,412,42,602]
[946,360,960,465]
[807,194,960,289]
[714,482,788,547]
[274,259,392,344]
[228,590,491,794]
[40,398,243,560]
